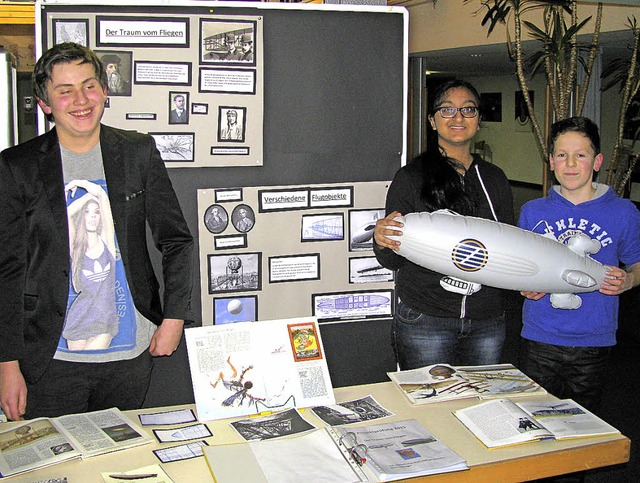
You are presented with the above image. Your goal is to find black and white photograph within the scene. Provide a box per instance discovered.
[203,204,229,234]
[348,209,384,251]
[208,252,261,294]
[311,395,393,426]
[169,91,189,125]
[218,106,246,143]
[230,409,314,442]
[312,289,394,323]
[349,257,394,284]
[200,19,257,65]
[96,50,132,97]
[231,204,255,233]
[301,213,344,242]
[149,133,194,162]
[53,19,89,47]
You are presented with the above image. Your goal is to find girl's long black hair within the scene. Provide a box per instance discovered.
[419,79,480,216]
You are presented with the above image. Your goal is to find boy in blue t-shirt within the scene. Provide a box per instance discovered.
[518,116,640,413]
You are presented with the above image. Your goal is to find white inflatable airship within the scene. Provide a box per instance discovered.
[388,210,608,309]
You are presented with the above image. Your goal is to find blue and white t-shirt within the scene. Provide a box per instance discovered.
[55,143,155,362]
[518,183,640,347]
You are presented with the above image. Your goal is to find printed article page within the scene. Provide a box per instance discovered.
[185,317,335,421]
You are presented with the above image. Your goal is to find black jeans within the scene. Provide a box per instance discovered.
[25,350,154,419]
[520,339,611,414]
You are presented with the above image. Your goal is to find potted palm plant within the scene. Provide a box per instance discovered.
[464,0,639,194]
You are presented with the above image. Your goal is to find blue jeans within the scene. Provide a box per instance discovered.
[520,339,610,413]
[392,301,505,370]
[25,351,154,419]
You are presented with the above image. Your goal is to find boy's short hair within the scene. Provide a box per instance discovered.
[549,116,601,154]
[33,42,107,120]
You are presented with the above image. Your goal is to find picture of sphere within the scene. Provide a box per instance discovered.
[228,299,243,315]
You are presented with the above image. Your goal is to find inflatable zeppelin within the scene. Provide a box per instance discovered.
[388,210,608,310]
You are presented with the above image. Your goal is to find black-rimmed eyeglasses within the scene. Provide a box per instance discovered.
[435,106,479,118]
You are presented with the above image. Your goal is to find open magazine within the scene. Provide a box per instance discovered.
[453,398,621,448]
[387,363,546,405]
[204,419,467,482]
[0,407,152,478]
[185,317,335,421]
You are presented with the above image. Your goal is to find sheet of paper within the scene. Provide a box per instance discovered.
[185,317,335,421]
[139,409,197,426]
[153,423,212,443]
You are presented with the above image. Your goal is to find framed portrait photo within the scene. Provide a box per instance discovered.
[169,91,190,125]
[96,50,133,97]
[218,106,246,143]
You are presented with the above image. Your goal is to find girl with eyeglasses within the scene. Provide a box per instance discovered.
[373,79,514,370]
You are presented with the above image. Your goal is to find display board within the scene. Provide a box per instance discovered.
[40,4,264,167]
[37,1,407,171]
[37,0,407,394]
[198,181,394,326]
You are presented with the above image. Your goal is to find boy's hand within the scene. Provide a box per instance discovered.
[600,265,638,296]
[520,291,546,301]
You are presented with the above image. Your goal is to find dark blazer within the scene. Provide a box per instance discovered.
[0,125,194,384]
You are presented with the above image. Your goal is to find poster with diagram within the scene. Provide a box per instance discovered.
[197,181,394,326]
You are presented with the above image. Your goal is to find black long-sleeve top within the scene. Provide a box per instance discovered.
[374,154,514,320]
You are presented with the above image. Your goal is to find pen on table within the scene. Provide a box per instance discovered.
[350,445,367,465]
[107,473,158,480]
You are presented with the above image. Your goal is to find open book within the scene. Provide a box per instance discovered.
[453,398,621,448]
[204,419,467,482]
[0,407,152,478]
[388,363,546,405]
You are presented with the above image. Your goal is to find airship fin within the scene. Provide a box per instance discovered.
[550,293,582,310]
[561,269,598,288]
[567,233,602,257]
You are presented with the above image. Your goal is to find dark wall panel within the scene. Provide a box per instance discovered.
[41,3,405,406]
